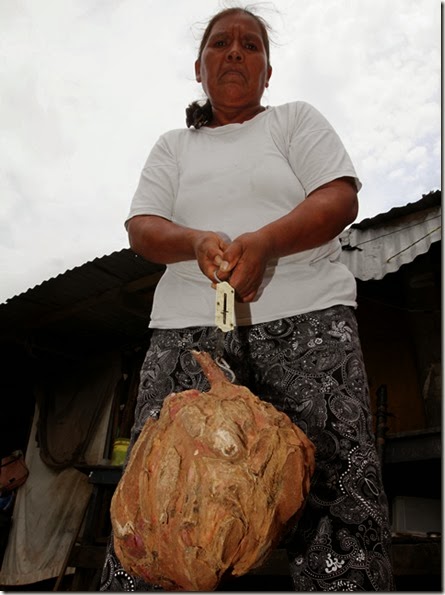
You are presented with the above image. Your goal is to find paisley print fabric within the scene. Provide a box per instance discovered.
[100,306,394,591]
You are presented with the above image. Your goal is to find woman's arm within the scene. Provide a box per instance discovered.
[260,177,358,258]
[127,214,229,280]
[219,177,358,302]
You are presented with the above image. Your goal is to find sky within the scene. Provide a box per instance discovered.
[0,0,441,304]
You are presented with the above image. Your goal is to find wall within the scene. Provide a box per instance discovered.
[355,243,441,436]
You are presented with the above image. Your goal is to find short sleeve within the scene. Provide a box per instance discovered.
[287,102,362,195]
[125,132,179,229]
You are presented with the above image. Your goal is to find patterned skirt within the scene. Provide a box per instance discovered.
[100,305,394,591]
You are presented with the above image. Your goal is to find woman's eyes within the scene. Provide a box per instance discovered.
[213,40,258,50]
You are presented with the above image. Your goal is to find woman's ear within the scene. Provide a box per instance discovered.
[195,60,201,83]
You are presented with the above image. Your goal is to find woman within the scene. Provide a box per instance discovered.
[101,7,394,592]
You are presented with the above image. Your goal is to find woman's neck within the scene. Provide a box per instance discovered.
[207,104,266,128]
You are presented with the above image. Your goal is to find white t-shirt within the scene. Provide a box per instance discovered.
[126,101,361,329]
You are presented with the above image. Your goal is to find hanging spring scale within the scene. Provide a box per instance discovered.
[214,281,236,382]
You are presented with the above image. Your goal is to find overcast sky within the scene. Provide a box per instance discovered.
[0,0,440,303]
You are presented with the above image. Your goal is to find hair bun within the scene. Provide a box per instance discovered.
[186,99,213,129]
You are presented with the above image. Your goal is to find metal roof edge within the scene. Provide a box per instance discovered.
[352,189,441,230]
[0,248,163,309]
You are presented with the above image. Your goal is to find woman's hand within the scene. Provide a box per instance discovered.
[217,231,271,303]
[193,231,231,283]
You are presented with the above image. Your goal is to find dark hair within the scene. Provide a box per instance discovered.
[186,7,271,129]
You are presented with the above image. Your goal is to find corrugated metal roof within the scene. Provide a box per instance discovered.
[0,249,165,358]
[340,191,441,281]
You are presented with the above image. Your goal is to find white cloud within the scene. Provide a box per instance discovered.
[0,0,440,302]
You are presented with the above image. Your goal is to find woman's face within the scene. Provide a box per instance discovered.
[195,12,272,113]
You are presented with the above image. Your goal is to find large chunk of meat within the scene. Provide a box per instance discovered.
[110,350,315,591]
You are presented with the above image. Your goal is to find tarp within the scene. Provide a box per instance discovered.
[0,351,119,586]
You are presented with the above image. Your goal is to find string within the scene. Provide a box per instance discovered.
[214,355,236,383]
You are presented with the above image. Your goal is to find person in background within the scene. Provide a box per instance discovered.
[101,6,394,591]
